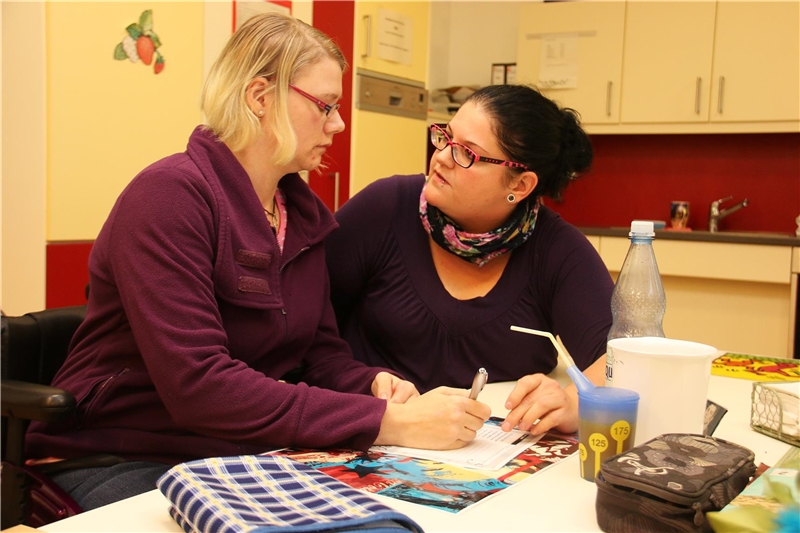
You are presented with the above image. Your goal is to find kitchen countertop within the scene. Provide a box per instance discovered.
[580,226,800,247]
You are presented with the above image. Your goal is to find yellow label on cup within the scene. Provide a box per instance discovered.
[579,443,587,479]
[589,432,608,479]
[610,420,632,454]
[578,415,637,482]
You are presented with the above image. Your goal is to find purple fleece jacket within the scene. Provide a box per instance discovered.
[27,127,391,464]
[325,175,614,393]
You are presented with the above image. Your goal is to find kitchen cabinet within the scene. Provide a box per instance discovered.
[599,236,796,359]
[516,0,800,133]
[354,1,429,84]
[709,0,800,123]
[620,1,716,124]
[622,0,799,126]
[349,95,429,196]
[585,235,601,253]
[515,1,625,125]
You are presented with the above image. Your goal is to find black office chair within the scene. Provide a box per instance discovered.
[1,305,124,529]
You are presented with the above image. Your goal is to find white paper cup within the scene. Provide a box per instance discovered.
[608,337,718,445]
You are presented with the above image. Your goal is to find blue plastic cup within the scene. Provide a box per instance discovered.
[577,386,639,483]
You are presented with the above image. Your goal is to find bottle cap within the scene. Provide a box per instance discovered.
[630,220,655,237]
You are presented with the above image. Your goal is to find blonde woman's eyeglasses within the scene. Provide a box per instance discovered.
[289,84,341,117]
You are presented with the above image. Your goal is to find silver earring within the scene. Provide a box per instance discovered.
[257,110,264,116]
[507,193,516,203]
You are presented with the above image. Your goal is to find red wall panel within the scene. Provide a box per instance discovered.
[551,133,800,233]
[44,135,799,305]
[310,0,354,211]
[46,242,92,308]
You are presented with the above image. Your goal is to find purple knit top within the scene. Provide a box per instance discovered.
[27,127,393,464]
[326,174,614,393]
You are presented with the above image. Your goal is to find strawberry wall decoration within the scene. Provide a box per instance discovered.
[114,10,165,74]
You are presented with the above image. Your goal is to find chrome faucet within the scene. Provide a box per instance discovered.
[708,196,750,232]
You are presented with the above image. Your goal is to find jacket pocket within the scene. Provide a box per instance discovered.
[76,367,130,428]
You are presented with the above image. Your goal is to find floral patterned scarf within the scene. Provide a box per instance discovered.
[419,189,539,267]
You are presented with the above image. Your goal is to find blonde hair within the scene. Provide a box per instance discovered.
[201,12,347,164]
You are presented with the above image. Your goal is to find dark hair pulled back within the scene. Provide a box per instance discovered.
[464,84,593,200]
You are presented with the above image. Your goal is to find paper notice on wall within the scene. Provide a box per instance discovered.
[492,64,506,85]
[505,64,517,84]
[538,34,578,89]
[377,8,412,66]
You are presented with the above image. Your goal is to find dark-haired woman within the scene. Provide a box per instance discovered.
[326,84,613,437]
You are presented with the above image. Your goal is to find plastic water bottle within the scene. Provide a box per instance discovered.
[605,220,666,386]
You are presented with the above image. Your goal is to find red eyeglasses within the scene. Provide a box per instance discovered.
[430,124,528,170]
[288,84,341,117]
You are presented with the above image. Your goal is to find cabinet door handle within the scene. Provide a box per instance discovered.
[606,81,612,116]
[332,172,341,211]
[362,15,372,59]
[717,76,725,114]
[695,77,702,114]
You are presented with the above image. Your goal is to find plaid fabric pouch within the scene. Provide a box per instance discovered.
[595,434,755,533]
[156,455,424,533]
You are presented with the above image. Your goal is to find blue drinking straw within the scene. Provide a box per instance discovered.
[510,326,595,393]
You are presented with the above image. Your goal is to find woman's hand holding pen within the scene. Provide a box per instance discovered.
[501,374,579,435]
[371,371,420,403]
[374,387,491,450]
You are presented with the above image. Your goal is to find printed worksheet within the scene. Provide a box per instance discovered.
[269,423,580,513]
[371,423,542,471]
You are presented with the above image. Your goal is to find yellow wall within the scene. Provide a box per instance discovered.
[1,1,308,313]
[350,1,431,197]
[2,2,47,314]
[354,1,430,83]
[47,2,205,241]
[350,110,429,196]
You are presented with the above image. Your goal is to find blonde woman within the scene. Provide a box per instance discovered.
[27,13,489,511]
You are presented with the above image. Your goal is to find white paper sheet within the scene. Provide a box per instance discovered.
[377,8,413,66]
[538,33,579,89]
[371,424,542,471]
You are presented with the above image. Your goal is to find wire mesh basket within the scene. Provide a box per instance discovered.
[750,381,800,448]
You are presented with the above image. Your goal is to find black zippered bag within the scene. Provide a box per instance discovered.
[595,433,756,533]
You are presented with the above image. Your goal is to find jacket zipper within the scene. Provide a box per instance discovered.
[279,245,310,273]
[277,245,309,344]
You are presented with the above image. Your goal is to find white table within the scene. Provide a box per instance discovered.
[41,373,792,533]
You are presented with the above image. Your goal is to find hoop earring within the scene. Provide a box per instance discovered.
[506,193,516,203]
